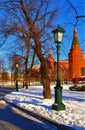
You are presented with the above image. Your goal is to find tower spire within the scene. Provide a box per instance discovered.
[72,28,80,46]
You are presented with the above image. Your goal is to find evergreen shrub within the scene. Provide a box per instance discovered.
[69,84,85,92]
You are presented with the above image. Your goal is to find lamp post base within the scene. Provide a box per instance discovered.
[15,81,18,92]
[52,85,66,111]
[52,102,66,111]
[23,81,24,88]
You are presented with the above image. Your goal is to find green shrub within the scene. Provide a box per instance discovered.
[79,85,85,91]
[69,85,85,92]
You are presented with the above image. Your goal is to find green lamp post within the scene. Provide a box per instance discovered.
[23,71,24,88]
[52,25,66,111]
[15,63,19,91]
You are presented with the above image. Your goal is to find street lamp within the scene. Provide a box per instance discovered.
[52,25,66,111]
[23,71,24,88]
[15,63,19,91]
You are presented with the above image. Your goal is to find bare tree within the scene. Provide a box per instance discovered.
[0,0,58,98]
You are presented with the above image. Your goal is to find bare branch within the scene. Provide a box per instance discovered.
[67,0,85,27]
[67,0,78,16]
[76,15,85,19]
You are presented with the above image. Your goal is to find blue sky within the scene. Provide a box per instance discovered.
[0,0,85,64]
[54,0,85,60]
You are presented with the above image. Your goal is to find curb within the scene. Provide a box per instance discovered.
[3,99,76,130]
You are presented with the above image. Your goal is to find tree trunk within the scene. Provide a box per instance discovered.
[36,44,52,99]
[41,61,52,99]
[24,71,28,89]
[24,53,29,89]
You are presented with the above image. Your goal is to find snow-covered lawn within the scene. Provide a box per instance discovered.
[4,84,85,130]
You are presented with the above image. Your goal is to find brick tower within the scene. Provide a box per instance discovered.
[68,28,85,80]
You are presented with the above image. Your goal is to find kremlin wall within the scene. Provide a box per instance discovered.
[9,28,85,84]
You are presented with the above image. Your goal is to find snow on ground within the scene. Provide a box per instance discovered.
[4,84,85,130]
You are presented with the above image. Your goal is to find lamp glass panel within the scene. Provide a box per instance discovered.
[58,32,63,43]
[54,33,58,43]
[16,64,18,68]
